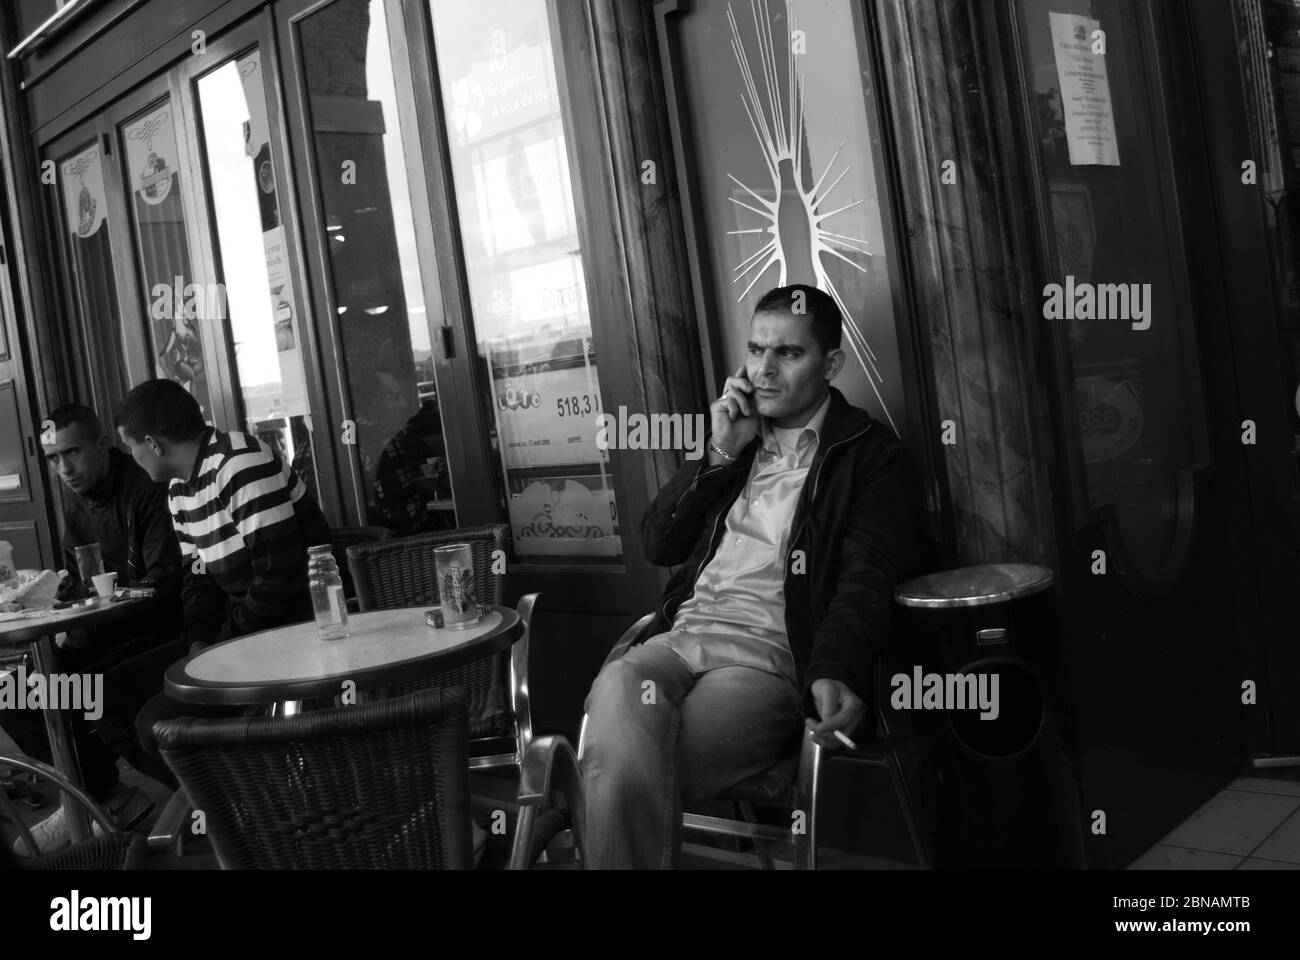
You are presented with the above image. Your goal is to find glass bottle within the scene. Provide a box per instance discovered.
[307,544,349,641]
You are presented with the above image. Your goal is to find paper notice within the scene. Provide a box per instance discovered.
[1049,12,1120,167]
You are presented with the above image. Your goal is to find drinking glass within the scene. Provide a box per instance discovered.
[433,544,479,630]
[75,543,104,585]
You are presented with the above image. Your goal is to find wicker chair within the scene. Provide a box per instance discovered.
[153,688,474,869]
[346,524,539,773]
[329,525,393,610]
[0,753,148,870]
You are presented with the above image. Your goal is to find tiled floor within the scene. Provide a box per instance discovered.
[1127,772,1300,870]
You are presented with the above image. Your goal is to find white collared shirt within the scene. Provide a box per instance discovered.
[645,392,833,684]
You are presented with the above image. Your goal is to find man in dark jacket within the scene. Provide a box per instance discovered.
[581,284,917,868]
[5,403,184,852]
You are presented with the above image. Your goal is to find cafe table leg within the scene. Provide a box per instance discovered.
[31,635,92,844]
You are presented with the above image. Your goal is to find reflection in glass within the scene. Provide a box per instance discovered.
[119,100,214,418]
[299,0,455,535]
[430,0,622,560]
[197,48,319,500]
[1018,0,1209,578]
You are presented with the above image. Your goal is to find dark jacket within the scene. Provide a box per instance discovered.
[634,387,918,711]
[59,447,184,646]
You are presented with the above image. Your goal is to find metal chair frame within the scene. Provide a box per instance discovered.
[0,753,121,860]
[512,613,931,870]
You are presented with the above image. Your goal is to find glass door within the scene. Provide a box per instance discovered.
[111,86,226,423]
[426,0,623,562]
[44,75,238,430]
[46,132,133,419]
[1003,0,1243,866]
[38,19,340,518]
[283,0,463,535]
[181,22,326,504]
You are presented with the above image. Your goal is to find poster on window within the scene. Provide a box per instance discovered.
[263,225,308,418]
[1049,12,1120,167]
[489,333,603,470]
[123,105,180,205]
[61,144,108,239]
[444,16,556,147]
[507,473,621,558]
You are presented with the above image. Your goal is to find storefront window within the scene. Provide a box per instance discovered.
[56,140,129,412]
[670,0,907,434]
[429,0,622,560]
[196,48,319,500]
[1016,0,1212,580]
[118,100,215,419]
[298,0,456,535]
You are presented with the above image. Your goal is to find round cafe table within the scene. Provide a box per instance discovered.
[0,597,144,845]
[164,604,522,706]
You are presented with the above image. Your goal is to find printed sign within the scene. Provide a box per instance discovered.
[508,474,620,557]
[490,333,603,469]
[123,105,179,205]
[263,225,308,418]
[448,33,554,146]
[1075,376,1143,463]
[61,144,108,238]
[239,52,270,159]
[1049,13,1120,167]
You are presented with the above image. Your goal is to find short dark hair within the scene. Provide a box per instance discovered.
[753,284,843,354]
[114,379,207,443]
[45,403,103,443]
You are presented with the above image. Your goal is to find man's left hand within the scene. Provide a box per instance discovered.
[806,679,865,751]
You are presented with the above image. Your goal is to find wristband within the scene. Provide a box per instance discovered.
[708,441,738,462]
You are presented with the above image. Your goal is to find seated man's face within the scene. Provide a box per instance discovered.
[117,428,168,484]
[746,308,840,426]
[44,425,110,496]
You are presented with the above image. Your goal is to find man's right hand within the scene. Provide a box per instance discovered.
[708,366,760,465]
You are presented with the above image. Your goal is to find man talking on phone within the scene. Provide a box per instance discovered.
[580,283,918,868]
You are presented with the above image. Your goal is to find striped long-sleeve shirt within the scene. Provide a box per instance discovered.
[169,428,332,649]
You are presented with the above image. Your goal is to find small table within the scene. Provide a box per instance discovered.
[0,597,143,844]
[894,563,1055,611]
[165,604,522,706]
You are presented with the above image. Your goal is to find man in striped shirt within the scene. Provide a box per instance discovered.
[114,379,332,781]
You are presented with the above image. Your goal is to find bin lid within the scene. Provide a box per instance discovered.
[894,563,1054,609]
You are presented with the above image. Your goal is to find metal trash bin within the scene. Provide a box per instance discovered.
[893,564,1084,868]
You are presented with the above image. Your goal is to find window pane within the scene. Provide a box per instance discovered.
[1016,0,1210,578]
[196,49,320,501]
[299,0,457,535]
[672,0,907,434]
[430,0,623,561]
[57,141,130,410]
[119,101,215,418]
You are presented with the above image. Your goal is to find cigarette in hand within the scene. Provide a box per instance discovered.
[833,730,857,750]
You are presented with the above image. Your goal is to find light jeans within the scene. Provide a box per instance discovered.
[581,641,805,869]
